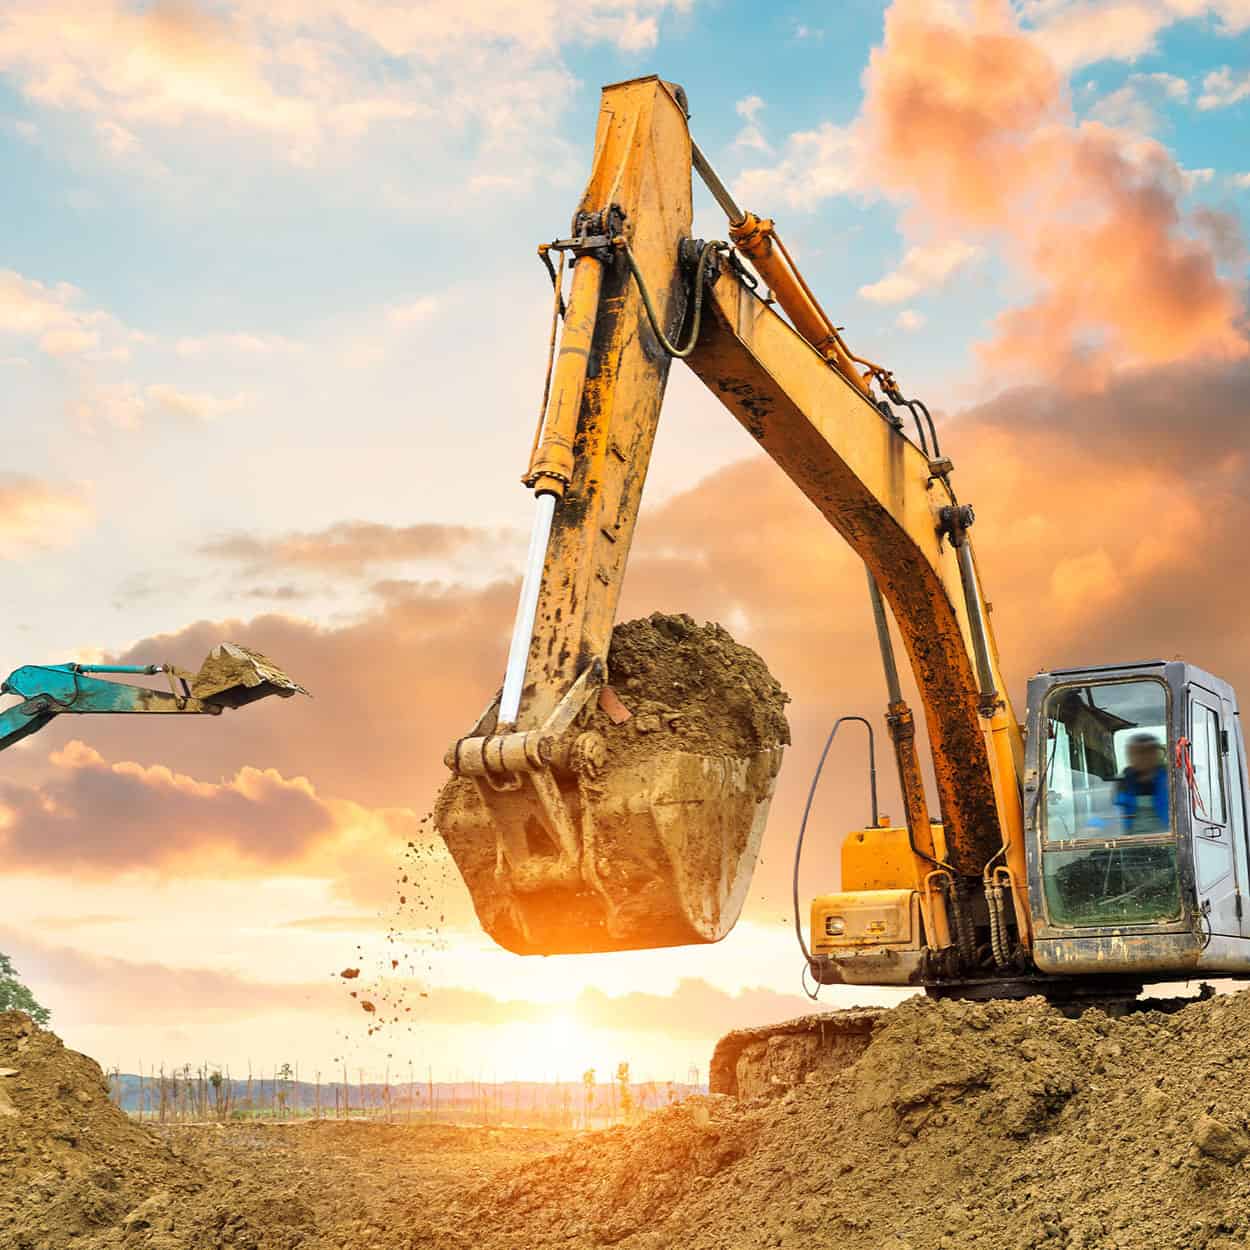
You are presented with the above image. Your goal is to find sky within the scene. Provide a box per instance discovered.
[0,0,1248,1085]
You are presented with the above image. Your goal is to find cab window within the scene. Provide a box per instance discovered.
[1190,701,1226,824]
[1041,679,1170,841]
[1040,678,1180,928]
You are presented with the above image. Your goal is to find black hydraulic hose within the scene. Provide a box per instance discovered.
[623,238,726,359]
[792,715,877,972]
[906,405,930,456]
[909,399,940,458]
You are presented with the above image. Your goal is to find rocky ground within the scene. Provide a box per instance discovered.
[6,990,1250,1249]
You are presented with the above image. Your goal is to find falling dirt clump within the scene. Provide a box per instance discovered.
[594,613,790,766]
[454,990,1250,1250]
[0,1010,191,1248]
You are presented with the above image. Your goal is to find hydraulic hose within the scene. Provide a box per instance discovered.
[792,715,876,985]
[622,239,726,359]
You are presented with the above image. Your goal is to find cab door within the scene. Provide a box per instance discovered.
[1188,689,1241,936]
[1223,701,1250,938]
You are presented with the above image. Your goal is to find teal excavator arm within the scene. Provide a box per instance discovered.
[0,643,307,752]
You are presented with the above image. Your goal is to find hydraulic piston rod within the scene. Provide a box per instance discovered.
[498,492,556,728]
[502,253,606,728]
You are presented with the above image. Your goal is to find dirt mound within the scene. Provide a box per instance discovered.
[0,1011,192,1248]
[456,991,1250,1250]
[594,613,790,763]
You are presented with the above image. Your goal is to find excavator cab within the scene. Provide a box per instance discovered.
[1024,661,1250,980]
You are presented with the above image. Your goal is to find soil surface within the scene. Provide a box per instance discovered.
[593,613,791,764]
[9,990,1250,1249]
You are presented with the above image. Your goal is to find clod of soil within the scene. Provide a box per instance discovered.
[591,613,791,764]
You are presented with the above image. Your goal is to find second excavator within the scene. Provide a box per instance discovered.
[435,77,1250,1033]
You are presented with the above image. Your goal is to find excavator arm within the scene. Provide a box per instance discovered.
[437,76,1027,972]
[0,644,307,752]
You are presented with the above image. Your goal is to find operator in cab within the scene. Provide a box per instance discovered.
[1114,733,1169,834]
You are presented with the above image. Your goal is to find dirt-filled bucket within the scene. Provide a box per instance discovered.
[435,614,790,955]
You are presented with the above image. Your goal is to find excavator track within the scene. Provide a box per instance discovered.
[708,1007,886,1099]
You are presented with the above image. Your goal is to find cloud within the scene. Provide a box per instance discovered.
[0,269,117,358]
[0,924,847,1062]
[0,926,344,1019]
[96,118,140,155]
[1088,70,1189,133]
[735,122,860,211]
[0,473,92,557]
[895,308,926,330]
[175,332,304,357]
[732,94,770,153]
[0,738,431,888]
[145,383,248,421]
[356,976,837,1039]
[1026,1,1250,71]
[73,381,247,430]
[9,340,1248,905]
[0,739,335,869]
[0,0,694,172]
[199,520,489,576]
[386,297,440,328]
[1197,66,1250,110]
[858,240,981,304]
[859,0,1248,385]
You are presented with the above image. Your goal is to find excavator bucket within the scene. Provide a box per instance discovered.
[436,615,790,955]
[436,744,783,955]
[190,643,309,709]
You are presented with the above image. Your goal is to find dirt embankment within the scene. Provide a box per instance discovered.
[0,1011,191,1247]
[9,992,1250,1249]
[456,992,1250,1250]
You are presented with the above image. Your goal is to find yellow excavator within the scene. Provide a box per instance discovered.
[436,78,1250,1073]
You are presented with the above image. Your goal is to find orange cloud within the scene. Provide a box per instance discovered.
[199,520,491,577]
[0,473,92,557]
[0,740,337,869]
[859,0,1248,385]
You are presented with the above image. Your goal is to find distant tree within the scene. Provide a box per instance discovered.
[581,1068,595,1130]
[0,953,50,1026]
[276,1062,293,1117]
[616,1062,633,1123]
